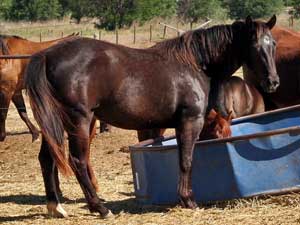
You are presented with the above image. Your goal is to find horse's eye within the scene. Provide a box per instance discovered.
[263,35,270,45]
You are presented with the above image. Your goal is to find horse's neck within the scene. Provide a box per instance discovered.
[202,27,244,79]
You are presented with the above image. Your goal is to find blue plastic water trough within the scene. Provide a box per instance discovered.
[129,105,300,205]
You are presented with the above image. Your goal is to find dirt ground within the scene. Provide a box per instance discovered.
[2,99,300,225]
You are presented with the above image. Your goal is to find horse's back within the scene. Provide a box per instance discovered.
[31,37,209,130]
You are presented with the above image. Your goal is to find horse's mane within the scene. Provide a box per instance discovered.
[152,24,234,71]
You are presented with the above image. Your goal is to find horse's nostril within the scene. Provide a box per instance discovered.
[272,80,279,88]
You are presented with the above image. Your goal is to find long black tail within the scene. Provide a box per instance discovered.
[25,53,72,176]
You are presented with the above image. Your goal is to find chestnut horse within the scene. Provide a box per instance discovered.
[0,34,77,142]
[244,25,300,110]
[25,16,278,218]
[208,76,265,118]
[199,109,232,140]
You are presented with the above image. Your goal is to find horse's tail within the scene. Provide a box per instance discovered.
[25,53,72,176]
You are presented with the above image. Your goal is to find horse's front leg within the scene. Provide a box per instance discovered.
[176,116,204,209]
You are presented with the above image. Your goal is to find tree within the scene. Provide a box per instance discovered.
[0,0,11,19]
[226,0,284,19]
[32,0,62,20]
[178,0,227,26]
[7,0,62,21]
[93,0,137,30]
[67,0,93,23]
[289,0,300,18]
[135,0,176,24]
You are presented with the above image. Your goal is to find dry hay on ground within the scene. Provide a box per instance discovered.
[1,102,300,225]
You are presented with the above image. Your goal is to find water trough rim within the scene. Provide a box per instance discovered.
[130,104,300,151]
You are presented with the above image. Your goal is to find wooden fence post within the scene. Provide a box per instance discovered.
[133,25,136,44]
[61,32,63,38]
[163,25,167,39]
[116,28,119,44]
[39,32,42,42]
[99,30,101,40]
[150,25,152,42]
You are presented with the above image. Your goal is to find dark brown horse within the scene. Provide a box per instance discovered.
[0,34,77,142]
[208,76,265,118]
[25,16,278,218]
[243,25,300,110]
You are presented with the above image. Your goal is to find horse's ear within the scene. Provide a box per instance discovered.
[266,15,276,30]
[227,111,233,123]
[246,15,253,26]
[207,109,217,122]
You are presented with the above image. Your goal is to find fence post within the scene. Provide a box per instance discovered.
[99,30,101,40]
[163,25,167,39]
[40,32,42,42]
[116,28,119,44]
[133,25,136,44]
[150,25,152,42]
[61,32,63,38]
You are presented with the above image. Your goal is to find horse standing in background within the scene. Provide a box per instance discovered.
[244,25,300,110]
[208,76,265,119]
[0,34,78,142]
[25,16,278,218]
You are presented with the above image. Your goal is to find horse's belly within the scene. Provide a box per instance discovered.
[94,107,176,130]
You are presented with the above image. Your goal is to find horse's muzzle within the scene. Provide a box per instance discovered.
[261,75,280,93]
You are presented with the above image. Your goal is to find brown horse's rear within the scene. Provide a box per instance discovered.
[25,53,72,175]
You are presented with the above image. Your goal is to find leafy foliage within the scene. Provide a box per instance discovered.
[225,0,284,19]
[7,0,62,21]
[0,0,11,19]
[178,0,227,23]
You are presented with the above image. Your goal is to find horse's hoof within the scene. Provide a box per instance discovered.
[101,209,114,219]
[0,134,6,142]
[31,132,40,142]
[47,202,68,218]
[179,197,198,209]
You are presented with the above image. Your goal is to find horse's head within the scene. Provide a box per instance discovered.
[242,15,279,93]
[199,109,232,140]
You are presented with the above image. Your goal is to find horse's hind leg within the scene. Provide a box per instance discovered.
[12,91,39,142]
[88,116,99,192]
[176,116,204,209]
[39,137,67,218]
[100,121,112,133]
[68,116,111,218]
